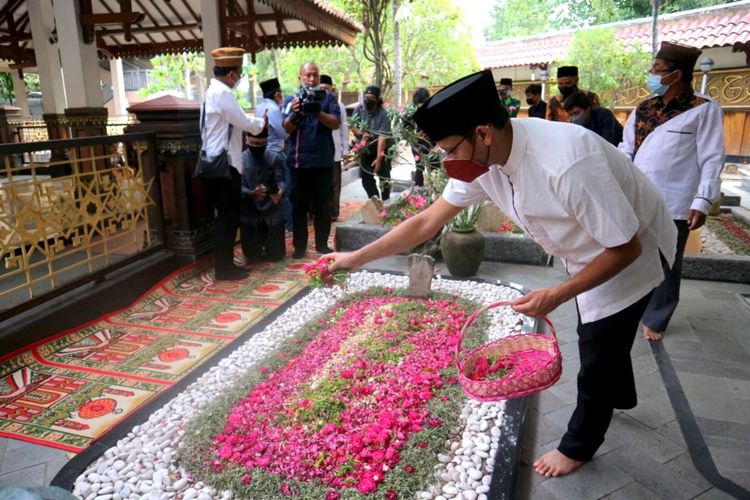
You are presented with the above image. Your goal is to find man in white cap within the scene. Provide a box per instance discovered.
[202,47,267,281]
[329,69,676,477]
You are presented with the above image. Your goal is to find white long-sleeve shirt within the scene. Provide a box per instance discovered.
[443,119,676,324]
[618,95,725,219]
[332,101,349,162]
[202,79,265,173]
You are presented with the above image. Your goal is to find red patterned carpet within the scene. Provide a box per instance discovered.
[0,201,365,452]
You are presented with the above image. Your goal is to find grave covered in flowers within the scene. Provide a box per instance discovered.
[178,288,496,498]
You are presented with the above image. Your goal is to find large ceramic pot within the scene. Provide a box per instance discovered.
[440,227,486,277]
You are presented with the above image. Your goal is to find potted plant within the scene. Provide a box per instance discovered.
[440,204,485,277]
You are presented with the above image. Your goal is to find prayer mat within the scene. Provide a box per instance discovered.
[0,201,364,452]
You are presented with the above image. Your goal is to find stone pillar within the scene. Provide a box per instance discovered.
[201,0,222,82]
[125,95,211,257]
[53,0,103,110]
[110,58,129,116]
[28,0,66,115]
[10,73,29,116]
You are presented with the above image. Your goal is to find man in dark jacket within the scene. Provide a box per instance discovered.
[240,128,287,263]
[563,92,623,146]
[282,62,341,258]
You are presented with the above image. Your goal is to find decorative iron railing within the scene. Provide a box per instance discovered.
[0,133,164,315]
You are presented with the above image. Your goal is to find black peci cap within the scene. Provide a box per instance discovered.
[413,69,505,142]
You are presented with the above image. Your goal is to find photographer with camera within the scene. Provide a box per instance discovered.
[351,86,393,201]
[239,127,287,263]
[282,62,341,258]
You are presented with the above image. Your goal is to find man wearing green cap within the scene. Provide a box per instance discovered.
[329,69,676,477]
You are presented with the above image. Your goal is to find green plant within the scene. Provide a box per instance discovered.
[450,204,481,231]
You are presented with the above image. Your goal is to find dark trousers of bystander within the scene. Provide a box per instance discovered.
[641,220,690,332]
[202,169,242,277]
[558,291,653,461]
[359,150,392,201]
[331,160,342,219]
[292,167,333,254]
[240,220,285,262]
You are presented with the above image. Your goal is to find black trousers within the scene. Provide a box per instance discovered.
[359,150,392,201]
[558,291,653,461]
[240,220,285,262]
[292,167,333,253]
[202,169,241,274]
[331,160,342,218]
[641,220,690,332]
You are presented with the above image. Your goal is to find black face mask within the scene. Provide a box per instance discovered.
[249,145,266,157]
[364,99,377,111]
[526,97,536,105]
[558,85,576,98]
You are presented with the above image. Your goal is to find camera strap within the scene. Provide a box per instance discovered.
[200,102,233,150]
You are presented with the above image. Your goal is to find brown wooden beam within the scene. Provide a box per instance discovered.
[96,22,200,36]
[80,12,146,26]
[225,13,284,23]
[0,33,31,43]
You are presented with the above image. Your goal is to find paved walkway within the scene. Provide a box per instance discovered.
[1,170,749,498]
[367,255,750,500]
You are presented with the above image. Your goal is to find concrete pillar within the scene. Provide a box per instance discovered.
[201,0,221,82]
[27,0,66,114]
[53,0,103,109]
[11,73,29,115]
[110,58,129,116]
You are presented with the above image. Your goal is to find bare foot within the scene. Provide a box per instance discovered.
[643,325,663,341]
[533,449,584,477]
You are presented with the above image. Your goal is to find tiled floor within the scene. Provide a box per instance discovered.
[1,255,748,499]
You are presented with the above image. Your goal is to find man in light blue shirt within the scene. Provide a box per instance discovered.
[256,77,291,230]
[256,78,289,154]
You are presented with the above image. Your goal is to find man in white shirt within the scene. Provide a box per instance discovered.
[201,47,266,281]
[619,41,725,341]
[329,70,676,477]
[319,74,349,220]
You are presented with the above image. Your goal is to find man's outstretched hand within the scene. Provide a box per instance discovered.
[326,252,363,273]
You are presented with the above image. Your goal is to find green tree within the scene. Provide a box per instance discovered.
[258,0,476,99]
[485,0,742,40]
[0,73,13,104]
[561,27,651,107]
[141,53,205,100]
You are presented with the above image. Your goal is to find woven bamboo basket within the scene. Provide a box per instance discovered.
[456,301,562,401]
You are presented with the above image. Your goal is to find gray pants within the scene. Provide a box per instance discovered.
[641,220,690,332]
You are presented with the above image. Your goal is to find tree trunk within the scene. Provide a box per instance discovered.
[651,0,660,57]
[392,0,402,107]
[271,49,282,81]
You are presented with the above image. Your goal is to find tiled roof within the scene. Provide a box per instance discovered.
[477,0,750,69]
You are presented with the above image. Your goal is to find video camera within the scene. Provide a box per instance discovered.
[295,85,327,115]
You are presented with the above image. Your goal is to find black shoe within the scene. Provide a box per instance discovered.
[292,248,306,259]
[215,266,249,281]
[317,246,333,255]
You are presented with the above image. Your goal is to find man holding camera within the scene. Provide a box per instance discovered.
[282,62,341,258]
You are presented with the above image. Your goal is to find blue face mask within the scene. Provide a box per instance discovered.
[646,72,672,96]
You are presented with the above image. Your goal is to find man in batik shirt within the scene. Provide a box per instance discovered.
[619,41,725,341]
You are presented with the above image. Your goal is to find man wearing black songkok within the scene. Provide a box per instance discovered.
[328,69,676,478]
[546,66,600,122]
